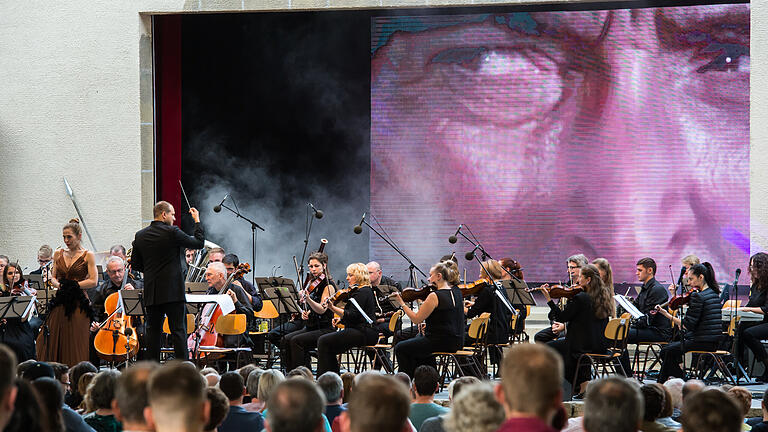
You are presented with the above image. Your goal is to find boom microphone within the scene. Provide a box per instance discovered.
[213,193,229,213]
[353,213,366,234]
[465,245,480,261]
[733,268,742,288]
[309,203,324,219]
[448,225,463,244]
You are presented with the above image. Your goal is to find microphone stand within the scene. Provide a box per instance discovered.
[298,204,318,284]
[453,230,523,284]
[466,245,517,316]
[216,202,265,287]
[357,219,427,288]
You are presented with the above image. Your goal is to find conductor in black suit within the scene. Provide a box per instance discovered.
[131,201,205,361]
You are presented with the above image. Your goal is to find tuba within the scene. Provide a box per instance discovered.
[185,240,222,282]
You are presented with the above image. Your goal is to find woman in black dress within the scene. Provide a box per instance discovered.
[1,263,37,362]
[736,252,768,380]
[392,260,465,378]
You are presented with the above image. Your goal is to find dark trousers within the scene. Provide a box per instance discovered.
[658,340,718,382]
[547,339,590,389]
[396,325,419,344]
[267,319,304,347]
[146,302,187,362]
[394,335,460,379]
[619,326,669,376]
[739,322,768,366]
[535,327,559,343]
[317,327,378,376]
[283,327,334,371]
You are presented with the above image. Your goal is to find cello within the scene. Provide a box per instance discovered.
[187,263,251,357]
[93,263,139,363]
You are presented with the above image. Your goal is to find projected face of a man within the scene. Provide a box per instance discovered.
[370,5,749,281]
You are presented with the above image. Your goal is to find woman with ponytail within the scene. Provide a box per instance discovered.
[36,219,97,366]
[655,262,722,382]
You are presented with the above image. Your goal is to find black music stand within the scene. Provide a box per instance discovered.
[262,285,302,316]
[0,296,34,322]
[501,280,536,308]
[375,284,401,311]
[120,290,145,317]
[185,282,209,314]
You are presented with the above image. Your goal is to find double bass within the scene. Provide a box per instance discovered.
[187,263,251,356]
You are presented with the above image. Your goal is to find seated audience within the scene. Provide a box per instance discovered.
[146,361,210,432]
[495,344,564,432]
[287,366,314,381]
[113,361,158,432]
[443,382,504,432]
[662,378,684,421]
[654,383,681,430]
[258,369,286,414]
[66,361,98,409]
[5,378,47,432]
[339,374,410,432]
[680,389,742,432]
[78,372,97,413]
[727,386,753,432]
[341,372,355,404]
[0,345,18,431]
[31,377,66,432]
[204,372,220,387]
[82,370,121,432]
[751,388,768,432]
[639,384,675,432]
[421,376,480,432]
[242,368,265,412]
[582,377,642,432]
[205,387,230,432]
[217,371,264,432]
[318,372,345,426]
[237,364,259,396]
[409,365,448,431]
[21,361,95,432]
[265,378,326,432]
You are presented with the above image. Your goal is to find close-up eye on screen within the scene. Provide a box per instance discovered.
[370,4,749,282]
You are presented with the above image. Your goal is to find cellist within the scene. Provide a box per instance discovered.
[202,262,253,347]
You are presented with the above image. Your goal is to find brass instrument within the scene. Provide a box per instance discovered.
[185,240,222,282]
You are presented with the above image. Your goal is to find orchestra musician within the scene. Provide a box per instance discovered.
[203,262,254,347]
[464,259,512,364]
[1,263,36,362]
[366,261,402,337]
[131,202,205,362]
[29,245,53,275]
[541,264,612,394]
[317,263,379,375]
[734,252,768,381]
[591,258,616,318]
[391,260,465,378]
[110,244,142,281]
[87,256,143,365]
[36,218,98,366]
[499,257,528,336]
[279,251,335,371]
[617,257,671,376]
[534,254,589,344]
[654,263,722,382]
[222,254,263,311]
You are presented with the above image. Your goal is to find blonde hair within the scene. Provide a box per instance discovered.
[592,258,616,318]
[346,263,371,286]
[63,218,82,237]
[682,254,700,267]
[480,260,503,280]
[444,383,505,432]
[432,260,459,285]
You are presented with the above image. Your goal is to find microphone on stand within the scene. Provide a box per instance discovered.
[309,203,324,219]
[353,213,367,234]
[213,193,229,213]
[448,225,463,244]
[465,245,480,261]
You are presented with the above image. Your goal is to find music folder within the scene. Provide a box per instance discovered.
[614,295,643,319]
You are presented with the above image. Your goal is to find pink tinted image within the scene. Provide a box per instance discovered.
[370,5,749,282]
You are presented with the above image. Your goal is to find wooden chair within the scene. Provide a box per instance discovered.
[161,314,195,360]
[250,300,279,367]
[361,310,403,373]
[572,317,630,399]
[632,309,678,380]
[684,316,737,384]
[434,313,489,390]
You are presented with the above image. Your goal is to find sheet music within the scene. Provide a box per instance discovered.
[185,294,235,315]
[492,282,518,315]
[22,297,35,321]
[349,298,373,324]
[614,295,644,319]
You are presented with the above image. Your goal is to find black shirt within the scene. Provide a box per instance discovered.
[340,286,377,329]
[635,277,671,336]
[89,278,144,322]
[548,291,608,355]
[425,287,465,348]
[466,282,513,344]
[746,287,768,323]
[306,280,335,330]
[682,287,722,343]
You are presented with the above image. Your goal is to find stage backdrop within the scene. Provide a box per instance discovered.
[371,4,749,283]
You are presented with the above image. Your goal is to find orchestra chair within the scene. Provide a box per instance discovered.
[250,300,279,367]
[632,309,678,380]
[572,317,630,399]
[360,310,403,373]
[160,314,196,360]
[488,313,517,378]
[433,313,489,391]
[684,316,737,385]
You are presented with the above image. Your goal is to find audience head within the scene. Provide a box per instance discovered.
[583,377,643,432]
[341,374,410,432]
[257,369,285,404]
[114,362,158,430]
[393,372,410,394]
[640,384,665,422]
[21,361,54,381]
[447,376,480,401]
[31,377,64,432]
[5,378,45,432]
[205,373,220,387]
[680,389,741,432]
[78,372,96,409]
[87,369,120,411]
[726,386,751,420]
[286,366,314,381]
[682,379,705,403]
[218,372,245,403]
[663,378,684,410]
[0,345,17,430]
[146,361,209,432]
[654,383,674,419]
[238,364,259,385]
[246,369,264,399]
[413,365,439,397]
[444,382,505,432]
[317,372,343,405]
[16,359,36,377]
[266,378,326,432]
[69,361,98,397]
[497,343,562,421]
[204,387,230,432]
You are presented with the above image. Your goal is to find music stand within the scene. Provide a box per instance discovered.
[120,289,145,317]
[255,278,301,313]
[185,282,209,314]
[375,284,401,311]
[0,296,34,323]
[501,280,536,307]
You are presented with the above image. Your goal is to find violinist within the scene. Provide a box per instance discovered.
[534,254,588,344]
[499,257,528,335]
[87,256,143,365]
[464,260,512,363]
[735,252,768,381]
[1,263,36,362]
[367,261,402,336]
[654,263,722,382]
[542,264,612,394]
[280,252,335,371]
[317,263,379,375]
[204,262,254,347]
[391,260,465,378]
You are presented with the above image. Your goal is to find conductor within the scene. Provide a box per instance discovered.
[131,201,205,361]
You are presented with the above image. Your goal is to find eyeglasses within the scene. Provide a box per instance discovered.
[37,259,51,264]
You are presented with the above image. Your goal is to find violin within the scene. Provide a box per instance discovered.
[654,265,692,311]
[530,284,584,299]
[330,284,362,304]
[392,283,437,303]
[458,279,489,298]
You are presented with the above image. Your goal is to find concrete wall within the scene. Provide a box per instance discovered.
[0,0,762,270]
